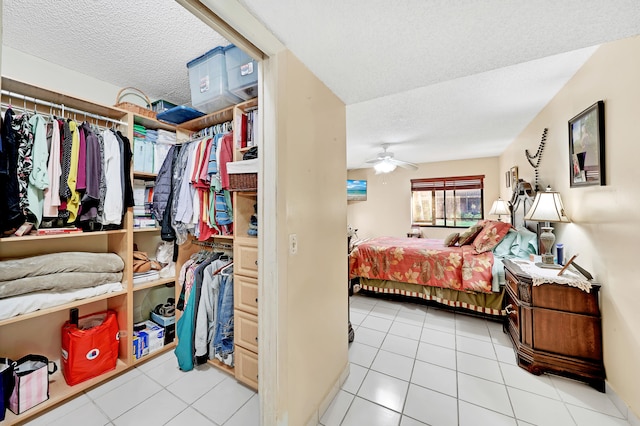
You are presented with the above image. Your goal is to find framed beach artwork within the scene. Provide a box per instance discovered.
[569,101,605,187]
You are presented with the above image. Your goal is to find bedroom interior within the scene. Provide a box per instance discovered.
[2,1,640,425]
[347,33,640,425]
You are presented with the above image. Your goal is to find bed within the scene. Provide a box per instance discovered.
[348,220,538,317]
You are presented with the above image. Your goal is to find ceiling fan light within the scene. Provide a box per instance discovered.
[374,159,397,174]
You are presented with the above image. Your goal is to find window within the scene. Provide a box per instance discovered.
[411,175,484,227]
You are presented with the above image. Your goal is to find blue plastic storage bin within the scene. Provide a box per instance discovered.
[157,105,204,125]
[187,46,242,113]
[224,45,258,100]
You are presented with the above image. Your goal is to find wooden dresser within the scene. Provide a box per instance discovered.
[233,236,259,390]
[503,259,605,391]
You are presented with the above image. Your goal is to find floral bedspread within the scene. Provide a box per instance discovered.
[349,237,494,294]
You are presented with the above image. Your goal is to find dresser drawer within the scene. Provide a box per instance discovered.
[235,238,258,278]
[235,345,258,390]
[504,287,519,338]
[235,275,258,315]
[235,309,258,353]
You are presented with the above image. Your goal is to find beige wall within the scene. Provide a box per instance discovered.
[348,157,501,240]
[273,50,348,425]
[2,46,122,106]
[500,35,640,418]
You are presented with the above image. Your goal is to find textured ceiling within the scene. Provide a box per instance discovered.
[4,1,640,170]
[237,0,640,168]
[2,0,228,106]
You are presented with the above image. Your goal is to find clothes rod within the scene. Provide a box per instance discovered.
[1,89,128,126]
[190,239,233,250]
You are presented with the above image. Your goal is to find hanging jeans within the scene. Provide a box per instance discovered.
[213,269,234,366]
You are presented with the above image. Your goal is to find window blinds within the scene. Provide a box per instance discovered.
[410,175,484,191]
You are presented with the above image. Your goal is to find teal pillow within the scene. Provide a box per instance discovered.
[493,229,518,257]
[513,227,538,258]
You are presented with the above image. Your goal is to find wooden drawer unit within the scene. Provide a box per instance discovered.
[235,275,258,315]
[235,345,259,389]
[232,211,258,390]
[235,237,258,278]
[236,309,259,353]
[503,260,605,391]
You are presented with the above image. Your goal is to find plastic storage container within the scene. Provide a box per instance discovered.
[187,46,243,113]
[224,45,258,100]
[151,99,177,113]
[157,105,204,124]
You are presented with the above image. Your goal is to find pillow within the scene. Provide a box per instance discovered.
[513,226,538,258]
[444,232,459,247]
[473,220,513,253]
[492,228,518,257]
[457,224,484,246]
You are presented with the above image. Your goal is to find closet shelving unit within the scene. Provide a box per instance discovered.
[0,77,133,426]
[171,97,260,389]
[128,112,180,366]
[230,98,259,390]
[0,77,260,423]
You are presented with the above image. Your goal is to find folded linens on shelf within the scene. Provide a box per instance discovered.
[0,252,124,299]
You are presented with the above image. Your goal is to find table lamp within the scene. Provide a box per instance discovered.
[524,186,570,268]
[489,198,510,222]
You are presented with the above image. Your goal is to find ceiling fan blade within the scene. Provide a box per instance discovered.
[391,159,418,170]
[365,158,382,164]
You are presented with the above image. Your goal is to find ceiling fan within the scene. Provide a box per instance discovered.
[366,144,418,173]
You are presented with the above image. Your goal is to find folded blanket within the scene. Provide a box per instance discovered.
[0,282,124,320]
[0,252,124,282]
[0,271,123,299]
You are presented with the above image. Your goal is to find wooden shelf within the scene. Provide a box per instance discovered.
[237,97,258,111]
[133,114,177,132]
[178,105,235,132]
[0,289,127,328]
[2,78,127,121]
[133,171,157,180]
[133,227,161,233]
[207,357,235,375]
[132,277,175,292]
[132,341,176,366]
[0,229,126,243]
[1,360,129,425]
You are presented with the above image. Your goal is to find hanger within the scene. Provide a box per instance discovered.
[220,261,234,276]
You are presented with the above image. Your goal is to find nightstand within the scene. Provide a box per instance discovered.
[503,259,605,391]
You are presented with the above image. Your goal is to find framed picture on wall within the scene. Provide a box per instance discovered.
[569,100,605,187]
[505,171,511,188]
[510,166,518,187]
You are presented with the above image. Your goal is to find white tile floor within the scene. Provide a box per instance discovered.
[320,294,631,426]
[24,352,258,426]
[22,293,632,426]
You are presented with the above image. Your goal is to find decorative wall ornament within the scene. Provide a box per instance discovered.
[525,128,547,192]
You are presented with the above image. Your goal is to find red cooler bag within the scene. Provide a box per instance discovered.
[61,310,120,386]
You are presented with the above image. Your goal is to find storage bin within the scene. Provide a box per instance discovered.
[151,99,177,113]
[61,310,120,386]
[8,355,57,414]
[228,174,257,191]
[224,45,258,101]
[0,358,14,421]
[187,46,243,113]
[156,105,204,125]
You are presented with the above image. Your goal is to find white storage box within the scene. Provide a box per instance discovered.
[224,45,258,101]
[187,46,242,113]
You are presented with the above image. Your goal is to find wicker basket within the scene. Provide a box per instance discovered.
[114,87,156,119]
[229,173,257,191]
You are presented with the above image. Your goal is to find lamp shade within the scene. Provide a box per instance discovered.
[524,186,570,223]
[489,198,510,216]
[374,160,397,174]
